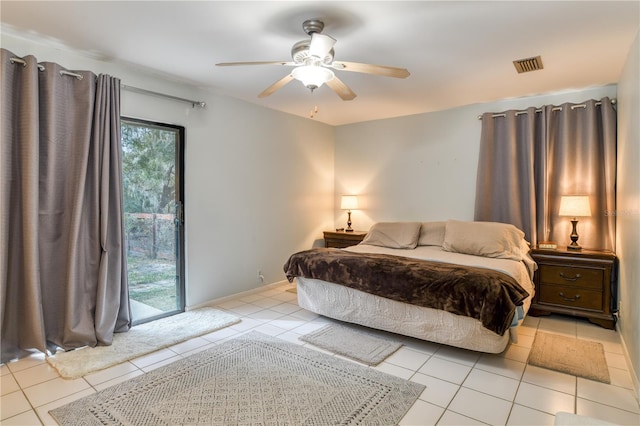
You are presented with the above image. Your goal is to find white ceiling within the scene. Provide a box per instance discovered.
[1,1,638,126]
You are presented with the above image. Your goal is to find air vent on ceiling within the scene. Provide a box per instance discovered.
[513,56,544,73]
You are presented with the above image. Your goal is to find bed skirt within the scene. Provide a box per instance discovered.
[297,277,531,354]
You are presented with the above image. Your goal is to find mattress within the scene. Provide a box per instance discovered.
[296,244,535,353]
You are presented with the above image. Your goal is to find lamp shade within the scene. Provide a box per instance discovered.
[292,65,334,90]
[340,195,358,210]
[559,196,591,217]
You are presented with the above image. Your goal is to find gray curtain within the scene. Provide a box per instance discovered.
[474,98,616,251]
[1,49,131,363]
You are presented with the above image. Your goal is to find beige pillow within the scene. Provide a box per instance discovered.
[442,220,526,261]
[418,221,446,246]
[361,222,422,249]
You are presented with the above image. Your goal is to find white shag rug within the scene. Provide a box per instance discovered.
[47,307,240,378]
[300,322,402,365]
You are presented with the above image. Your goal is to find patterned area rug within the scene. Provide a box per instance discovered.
[50,331,424,425]
[528,331,610,383]
[47,307,240,379]
[300,323,403,365]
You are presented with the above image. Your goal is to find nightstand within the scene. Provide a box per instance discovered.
[323,230,367,248]
[529,247,618,329]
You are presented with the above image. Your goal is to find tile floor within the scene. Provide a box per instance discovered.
[1,282,639,425]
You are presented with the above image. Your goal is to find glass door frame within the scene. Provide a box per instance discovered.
[121,116,186,325]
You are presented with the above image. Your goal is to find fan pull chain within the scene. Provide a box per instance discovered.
[309,105,319,118]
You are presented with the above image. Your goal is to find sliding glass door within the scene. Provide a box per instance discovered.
[121,118,185,324]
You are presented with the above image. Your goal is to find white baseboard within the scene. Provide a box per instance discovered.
[187,280,292,311]
[620,333,640,404]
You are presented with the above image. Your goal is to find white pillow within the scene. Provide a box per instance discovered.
[418,221,446,246]
[361,222,422,249]
[442,220,526,261]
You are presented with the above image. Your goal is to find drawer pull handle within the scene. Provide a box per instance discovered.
[559,272,581,282]
[559,292,581,302]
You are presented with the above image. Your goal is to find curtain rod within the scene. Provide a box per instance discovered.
[9,57,206,108]
[477,99,616,120]
[122,84,207,108]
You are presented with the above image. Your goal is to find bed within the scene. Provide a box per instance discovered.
[284,220,536,353]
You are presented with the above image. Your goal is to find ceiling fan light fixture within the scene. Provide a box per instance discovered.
[292,65,334,91]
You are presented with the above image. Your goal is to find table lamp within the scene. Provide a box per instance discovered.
[340,195,358,232]
[559,195,591,250]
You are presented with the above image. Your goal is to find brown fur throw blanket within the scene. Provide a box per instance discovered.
[284,248,529,336]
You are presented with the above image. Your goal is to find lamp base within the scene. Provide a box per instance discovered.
[345,210,353,232]
[567,218,581,251]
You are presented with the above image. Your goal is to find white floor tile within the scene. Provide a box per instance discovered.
[83,361,138,386]
[507,404,555,426]
[23,377,92,407]
[246,309,285,321]
[250,297,283,309]
[226,303,265,316]
[34,388,95,425]
[463,368,520,401]
[229,316,265,331]
[1,409,43,425]
[93,370,145,392]
[577,377,640,414]
[0,374,20,396]
[605,351,629,370]
[373,362,414,380]
[499,343,531,363]
[385,347,431,370]
[269,302,301,315]
[130,348,177,369]
[6,353,46,374]
[448,387,513,425]
[434,345,481,367]
[418,356,472,385]
[514,382,574,415]
[0,391,33,421]
[253,323,287,337]
[475,354,526,380]
[521,364,576,395]
[537,316,577,337]
[577,397,640,426]
[437,410,487,425]
[169,336,211,354]
[410,373,460,408]
[268,315,307,331]
[398,399,444,426]
[201,326,241,341]
[608,367,635,390]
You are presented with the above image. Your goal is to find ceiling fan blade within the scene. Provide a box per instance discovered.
[332,61,410,78]
[309,33,336,60]
[326,76,356,101]
[258,74,295,98]
[216,61,295,67]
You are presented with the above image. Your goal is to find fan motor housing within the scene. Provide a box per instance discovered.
[291,40,334,64]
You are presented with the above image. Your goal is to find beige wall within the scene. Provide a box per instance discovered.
[616,30,640,399]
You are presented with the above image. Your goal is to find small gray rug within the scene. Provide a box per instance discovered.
[300,323,403,365]
[50,331,424,425]
[528,332,610,383]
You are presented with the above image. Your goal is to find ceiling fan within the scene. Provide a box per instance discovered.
[216,19,410,101]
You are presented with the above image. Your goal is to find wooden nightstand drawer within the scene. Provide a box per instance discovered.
[539,284,603,311]
[323,230,367,248]
[539,265,603,290]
